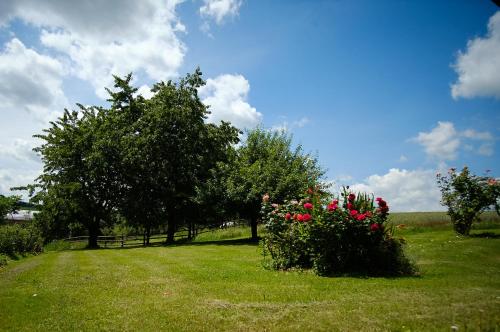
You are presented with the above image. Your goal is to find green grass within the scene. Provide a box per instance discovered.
[1,220,499,331]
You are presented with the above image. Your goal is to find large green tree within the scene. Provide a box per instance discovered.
[34,106,119,247]
[228,128,324,240]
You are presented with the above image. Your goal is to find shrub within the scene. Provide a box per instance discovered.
[0,223,43,256]
[436,167,500,235]
[0,254,7,267]
[261,187,415,276]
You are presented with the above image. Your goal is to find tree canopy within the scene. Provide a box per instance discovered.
[32,69,240,247]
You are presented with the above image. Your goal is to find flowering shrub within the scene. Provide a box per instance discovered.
[436,167,500,235]
[261,187,415,276]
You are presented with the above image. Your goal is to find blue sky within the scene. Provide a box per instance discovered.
[0,0,499,211]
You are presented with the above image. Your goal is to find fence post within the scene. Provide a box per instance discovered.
[121,235,124,248]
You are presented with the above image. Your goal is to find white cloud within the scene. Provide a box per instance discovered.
[3,0,186,99]
[398,155,408,162]
[199,74,262,129]
[0,139,40,164]
[478,142,494,156]
[136,85,155,99]
[413,121,460,161]
[412,121,495,161]
[350,168,444,212]
[0,168,40,197]
[200,0,242,25]
[451,11,500,99]
[461,129,494,140]
[271,117,310,132]
[0,38,67,122]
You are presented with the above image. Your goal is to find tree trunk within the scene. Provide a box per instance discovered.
[251,217,258,241]
[187,221,192,240]
[145,224,151,245]
[167,209,176,244]
[88,217,99,248]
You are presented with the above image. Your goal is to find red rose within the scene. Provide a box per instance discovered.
[327,203,337,211]
[303,202,313,210]
[377,199,387,207]
[332,199,339,205]
[375,197,382,202]
[348,193,355,201]
[370,223,380,232]
[356,213,366,221]
[365,211,373,218]
[285,212,291,220]
[350,210,358,217]
[347,203,354,210]
[302,213,312,222]
[297,214,303,221]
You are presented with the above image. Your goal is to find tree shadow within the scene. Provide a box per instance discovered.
[170,237,260,247]
[469,232,500,239]
[61,237,260,251]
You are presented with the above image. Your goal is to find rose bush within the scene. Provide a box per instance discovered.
[436,167,500,235]
[261,187,415,276]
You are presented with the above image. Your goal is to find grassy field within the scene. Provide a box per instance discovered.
[1,215,500,331]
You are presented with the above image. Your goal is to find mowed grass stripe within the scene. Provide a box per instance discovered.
[1,228,500,331]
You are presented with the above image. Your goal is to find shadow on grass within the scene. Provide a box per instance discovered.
[469,232,500,239]
[60,237,260,251]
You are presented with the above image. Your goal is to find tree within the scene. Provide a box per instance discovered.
[436,167,500,235]
[34,106,119,248]
[0,194,19,223]
[31,69,239,247]
[107,69,239,244]
[227,128,324,240]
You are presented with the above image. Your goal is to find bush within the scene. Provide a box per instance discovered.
[437,167,500,235]
[0,254,7,267]
[0,223,44,256]
[261,187,415,276]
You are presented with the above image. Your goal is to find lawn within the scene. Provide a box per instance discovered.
[1,220,499,331]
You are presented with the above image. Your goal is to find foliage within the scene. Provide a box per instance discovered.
[0,195,20,222]
[436,166,500,235]
[227,128,324,240]
[262,187,415,276]
[0,254,6,267]
[0,223,43,256]
[28,69,240,246]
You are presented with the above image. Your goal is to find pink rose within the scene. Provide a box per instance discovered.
[303,202,313,210]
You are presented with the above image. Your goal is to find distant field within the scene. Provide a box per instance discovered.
[1,215,500,331]
[389,211,500,230]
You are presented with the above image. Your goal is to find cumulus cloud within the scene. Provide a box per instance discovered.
[199,74,262,129]
[451,11,500,99]
[350,168,444,212]
[0,38,67,122]
[412,121,495,161]
[2,0,186,99]
[412,121,460,161]
[135,85,156,99]
[0,139,40,164]
[200,0,242,25]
